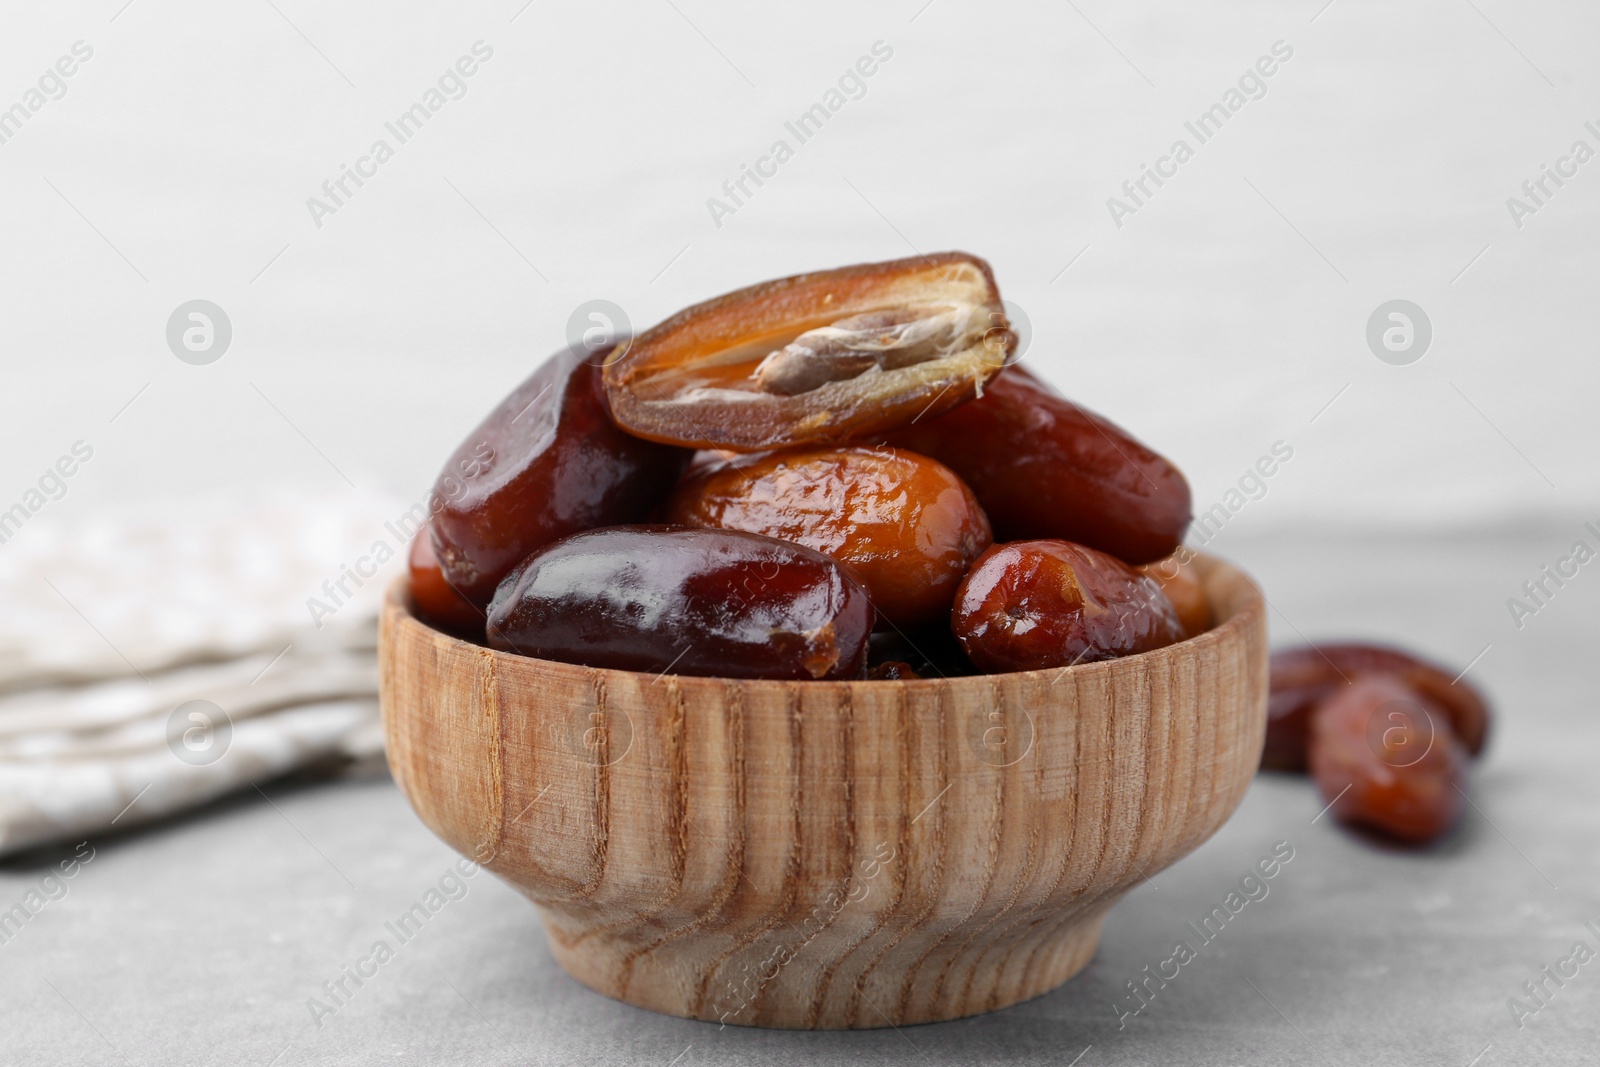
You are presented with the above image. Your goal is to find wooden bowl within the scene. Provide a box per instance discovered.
[379,554,1267,1029]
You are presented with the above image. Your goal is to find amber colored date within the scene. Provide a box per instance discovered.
[1309,675,1468,845]
[662,446,991,628]
[486,525,873,680]
[1265,643,1491,772]
[408,525,484,637]
[1137,552,1210,637]
[952,540,1184,673]
[602,253,1013,452]
[430,345,690,605]
[884,364,1191,565]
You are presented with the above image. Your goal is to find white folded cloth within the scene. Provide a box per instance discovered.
[0,490,410,856]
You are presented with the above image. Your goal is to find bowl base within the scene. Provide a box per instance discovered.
[538,903,1109,1030]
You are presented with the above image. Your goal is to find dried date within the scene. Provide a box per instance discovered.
[1309,674,1468,845]
[602,253,1013,451]
[952,540,1184,673]
[1137,552,1210,637]
[430,345,690,605]
[486,525,873,680]
[662,445,991,627]
[408,524,485,637]
[884,363,1191,565]
[1265,643,1491,772]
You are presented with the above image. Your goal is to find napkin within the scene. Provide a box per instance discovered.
[0,490,410,857]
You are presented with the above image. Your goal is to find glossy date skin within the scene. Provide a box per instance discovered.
[1309,675,1468,845]
[952,540,1184,673]
[430,345,690,606]
[486,525,873,680]
[1265,643,1491,772]
[408,525,485,637]
[884,364,1191,565]
[662,446,991,628]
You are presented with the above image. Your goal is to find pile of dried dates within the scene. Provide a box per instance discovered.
[1265,642,1493,846]
[408,252,1200,681]
[408,250,1496,849]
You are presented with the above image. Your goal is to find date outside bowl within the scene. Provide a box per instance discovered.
[378,553,1268,1029]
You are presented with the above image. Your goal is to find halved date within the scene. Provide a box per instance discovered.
[486,525,873,680]
[662,446,991,627]
[431,345,690,605]
[952,540,1184,673]
[1265,643,1491,772]
[884,363,1191,564]
[1309,675,1468,845]
[602,253,1013,451]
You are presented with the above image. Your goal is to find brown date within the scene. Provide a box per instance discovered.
[883,363,1191,565]
[1137,552,1210,637]
[662,446,992,627]
[952,540,1184,673]
[1264,643,1491,772]
[430,345,690,606]
[1309,675,1468,845]
[486,525,873,680]
[602,253,1013,452]
[408,524,485,637]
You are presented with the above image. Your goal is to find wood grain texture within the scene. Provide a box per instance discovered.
[379,554,1267,1029]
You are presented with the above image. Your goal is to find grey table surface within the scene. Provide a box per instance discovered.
[4,523,1597,1067]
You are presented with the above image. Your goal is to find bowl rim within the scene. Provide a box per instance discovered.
[384,551,1263,692]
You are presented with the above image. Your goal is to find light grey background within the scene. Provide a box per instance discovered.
[1,0,1596,530]
[2,0,1598,1063]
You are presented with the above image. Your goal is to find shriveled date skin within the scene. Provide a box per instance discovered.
[486,526,873,680]
[1309,675,1468,845]
[1264,643,1491,772]
[603,253,1014,451]
[884,363,1191,565]
[952,540,1183,673]
[431,346,690,606]
[662,446,992,627]
[408,525,485,637]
